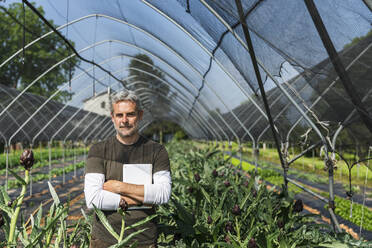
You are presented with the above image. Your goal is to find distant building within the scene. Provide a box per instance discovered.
[83,91,111,116]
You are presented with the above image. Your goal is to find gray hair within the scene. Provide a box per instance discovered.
[109,90,142,113]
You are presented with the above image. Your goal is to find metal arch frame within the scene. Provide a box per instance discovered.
[7,81,73,147]
[142,0,277,146]
[201,0,344,230]
[128,82,217,139]
[81,117,112,143]
[252,74,318,143]
[31,70,104,144]
[53,65,205,143]
[0,88,33,142]
[286,42,372,149]
[199,0,331,154]
[332,87,372,154]
[0,13,258,144]
[126,66,238,140]
[5,36,228,142]
[0,39,111,120]
[141,1,270,123]
[0,87,58,142]
[84,96,201,143]
[81,80,210,142]
[136,91,208,138]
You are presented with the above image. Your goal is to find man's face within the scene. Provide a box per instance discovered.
[111,100,143,138]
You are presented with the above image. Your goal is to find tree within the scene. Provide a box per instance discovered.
[0,2,79,102]
[125,54,176,116]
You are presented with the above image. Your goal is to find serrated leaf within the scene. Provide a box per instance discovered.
[8,169,26,185]
[47,181,60,205]
[93,205,119,241]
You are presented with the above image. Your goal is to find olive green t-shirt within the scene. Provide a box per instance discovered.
[85,135,170,246]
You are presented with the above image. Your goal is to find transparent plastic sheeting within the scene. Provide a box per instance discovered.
[0,0,371,148]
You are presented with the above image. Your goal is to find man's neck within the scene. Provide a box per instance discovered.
[116,133,140,145]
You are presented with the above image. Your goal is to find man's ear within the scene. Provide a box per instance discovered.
[138,110,144,120]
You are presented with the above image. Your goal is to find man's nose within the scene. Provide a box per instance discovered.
[121,114,128,123]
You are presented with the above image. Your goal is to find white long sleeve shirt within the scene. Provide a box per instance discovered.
[84,170,172,210]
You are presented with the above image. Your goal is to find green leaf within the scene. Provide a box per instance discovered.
[318,242,349,248]
[47,181,60,206]
[81,208,89,222]
[125,214,157,230]
[8,169,26,185]
[108,228,148,248]
[0,186,11,204]
[26,207,68,248]
[0,202,13,216]
[93,205,119,241]
[200,186,211,204]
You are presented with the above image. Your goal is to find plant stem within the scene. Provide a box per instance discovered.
[8,170,30,245]
[118,210,126,242]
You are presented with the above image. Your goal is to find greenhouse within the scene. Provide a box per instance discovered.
[0,0,371,247]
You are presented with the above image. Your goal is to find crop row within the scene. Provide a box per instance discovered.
[228,156,372,232]
[6,161,85,189]
[0,147,88,170]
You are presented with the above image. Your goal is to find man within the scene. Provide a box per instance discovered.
[84,90,172,247]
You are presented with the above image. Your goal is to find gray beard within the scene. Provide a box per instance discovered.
[116,126,138,138]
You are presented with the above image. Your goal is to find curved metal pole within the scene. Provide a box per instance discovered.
[200,0,330,154]
[138,95,203,138]
[254,77,313,143]
[0,89,33,142]
[49,74,137,144]
[137,91,207,138]
[138,88,211,138]
[31,72,99,144]
[127,76,218,138]
[142,1,269,120]
[0,39,113,119]
[82,118,112,144]
[287,42,372,147]
[332,87,372,152]
[1,12,264,141]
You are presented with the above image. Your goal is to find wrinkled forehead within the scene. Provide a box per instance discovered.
[112,100,138,113]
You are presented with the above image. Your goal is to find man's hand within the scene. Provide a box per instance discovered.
[103,180,145,203]
[103,180,123,194]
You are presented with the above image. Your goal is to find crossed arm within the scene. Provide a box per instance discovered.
[84,171,172,210]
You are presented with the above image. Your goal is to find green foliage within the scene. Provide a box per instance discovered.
[333,196,372,232]
[0,175,86,247]
[0,146,88,171]
[155,141,370,247]
[0,3,79,102]
[6,161,85,189]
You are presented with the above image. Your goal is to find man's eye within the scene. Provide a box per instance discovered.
[116,114,123,118]
[127,113,136,117]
